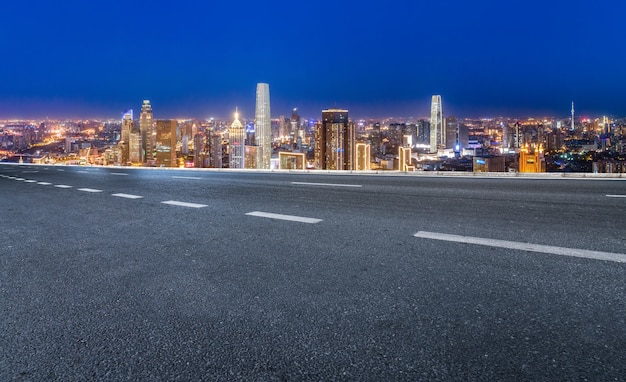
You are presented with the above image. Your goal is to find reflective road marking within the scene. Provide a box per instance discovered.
[414,231,626,264]
[111,173,129,176]
[172,176,202,180]
[161,200,207,208]
[291,182,362,188]
[245,211,322,224]
[37,182,52,185]
[78,188,103,193]
[54,185,73,188]
[112,193,143,199]
[606,194,626,198]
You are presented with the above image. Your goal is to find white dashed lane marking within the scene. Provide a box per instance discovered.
[110,173,129,176]
[54,185,73,188]
[245,211,323,224]
[414,231,626,264]
[23,180,37,183]
[606,194,626,198]
[161,200,208,208]
[37,182,52,185]
[112,193,143,199]
[291,181,362,188]
[172,176,202,180]
[78,188,103,193]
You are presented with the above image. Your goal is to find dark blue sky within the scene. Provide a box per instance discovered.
[1,0,625,120]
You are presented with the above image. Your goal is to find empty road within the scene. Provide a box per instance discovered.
[1,164,625,380]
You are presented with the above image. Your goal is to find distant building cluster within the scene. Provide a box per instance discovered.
[2,89,626,173]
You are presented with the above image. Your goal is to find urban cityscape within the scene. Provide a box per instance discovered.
[1,84,625,173]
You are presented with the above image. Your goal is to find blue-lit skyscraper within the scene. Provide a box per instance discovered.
[430,95,445,153]
[255,83,271,169]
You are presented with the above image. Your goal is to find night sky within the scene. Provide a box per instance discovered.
[1,0,625,120]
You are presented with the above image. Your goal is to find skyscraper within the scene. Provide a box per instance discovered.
[314,109,355,170]
[155,120,177,167]
[255,83,271,169]
[229,109,245,169]
[430,95,445,153]
[140,100,153,163]
[571,101,575,131]
[129,119,142,164]
[120,110,133,164]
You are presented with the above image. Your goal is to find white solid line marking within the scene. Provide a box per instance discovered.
[110,172,129,176]
[172,176,202,180]
[606,194,626,198]
[54,185,73,188]
[414,231,626,264]
[37,182,52,185]
[291,181,362,188]
[245,211,323,224]
[112,193,143,199]
[78,188,103,193]
[161,200,207,208]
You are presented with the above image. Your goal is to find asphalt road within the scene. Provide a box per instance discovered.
[1,164,625,381]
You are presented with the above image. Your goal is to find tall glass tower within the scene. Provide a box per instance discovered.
[430,95,445,153]
[255,83,271,169]
[121,110,133,164]
[140,100,153,163]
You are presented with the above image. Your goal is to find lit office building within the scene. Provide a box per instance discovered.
[155,119,177,167]
[129,121,142,165]
[255,83,271,169]
[120,110,133,164]
[229,109,245,169]
[355,143,371,171]
[430,95,445,153]
[140,100,153,163]
[193,133,205,168]
[314,109,355,170]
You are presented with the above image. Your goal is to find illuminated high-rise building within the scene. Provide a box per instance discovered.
[314,109,355,170]
[445,116,458,150]
[193,133,205,168]
[155,119,177,167]
[571,101,575,131]
[430,95,445,153]
[229,109,245,169]
[120,110,133,164]
[129,119,142,164]
[356,143,371,171]
[255,83,271,169]
[140,100,153,163]
[291,108,300,137]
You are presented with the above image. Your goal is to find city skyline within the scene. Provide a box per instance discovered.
[1,1,625,119]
